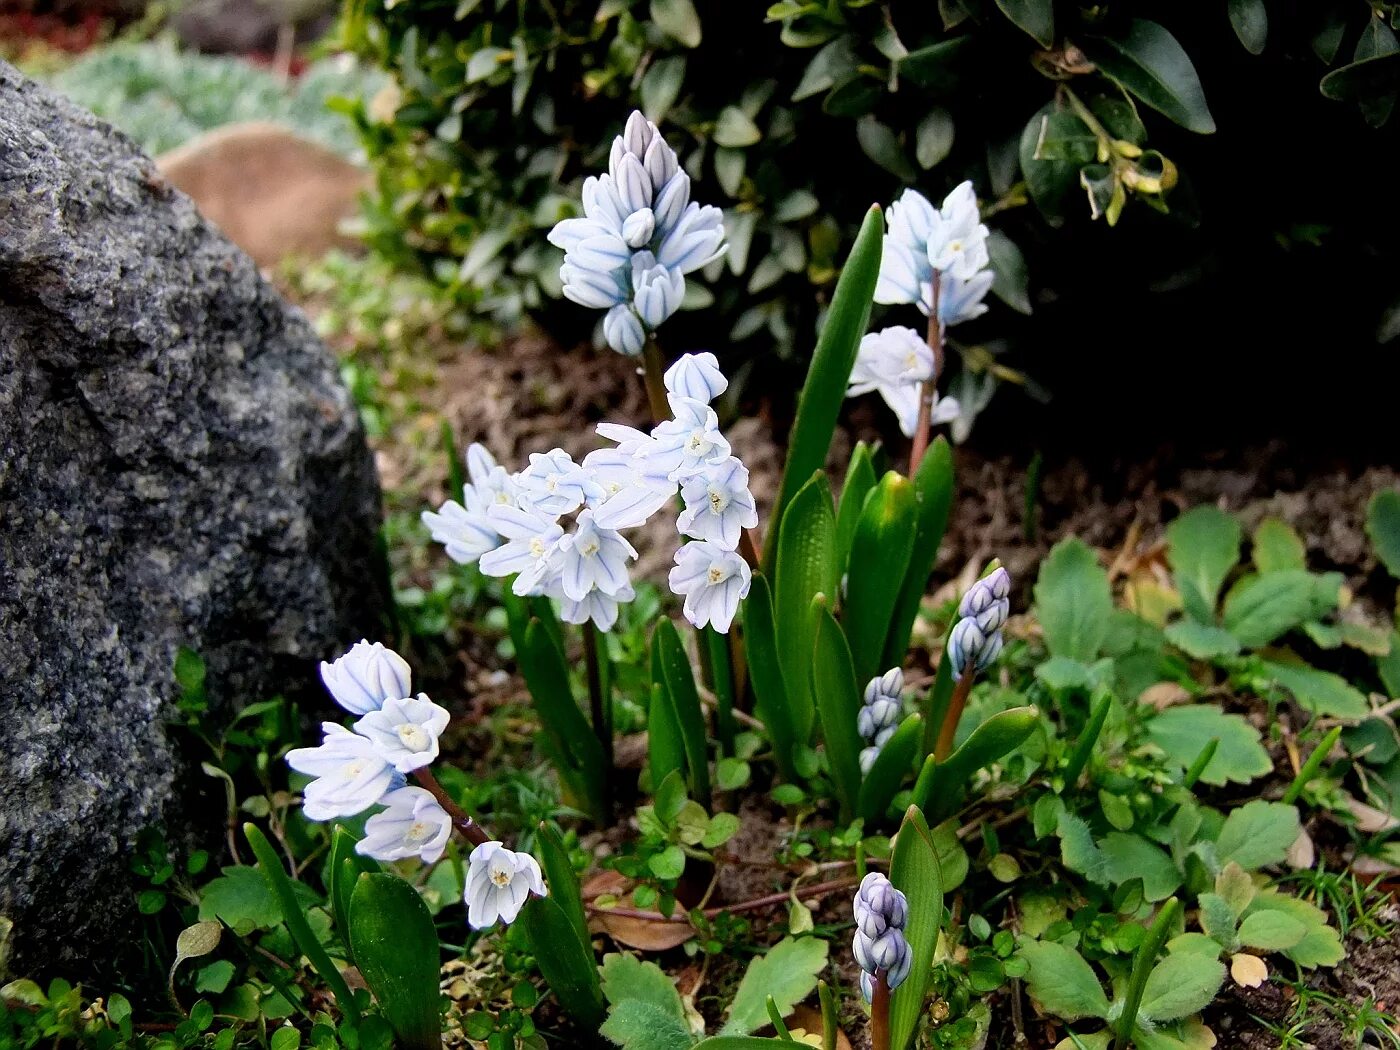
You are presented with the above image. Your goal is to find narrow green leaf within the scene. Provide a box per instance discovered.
[768,205,884,557]
[834,441,877,573]
[328,828,379,958]
[920,707,1039,822]
[742,574,798,779]
[857,715,923,824]
[1034,538,1112,662]
[243,824,360,1025]
[811,603,863,820]
[655,617,712,807]
[1080,19,1217,134]
[888,808,944,1050]
[774,473,838,743]
[648,680,687,793]
[349,874,442,1050]
[995,0,1053,47]
[884,437,954,669]
[845,472,917,684]
[518,895,605,1029]
[535,823,588,950]
[520,619,606,822]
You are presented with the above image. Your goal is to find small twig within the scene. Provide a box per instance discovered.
[588,876,859,923]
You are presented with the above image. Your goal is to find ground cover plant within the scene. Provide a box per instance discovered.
[4,108,1399,1050]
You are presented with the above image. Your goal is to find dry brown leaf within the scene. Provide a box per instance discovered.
[1285,828,1316,870]
[1231,953,1268,988]
[1345,794,1400,833]
[787,1005,851,1050]
[1139,681,1191,711]
[582,869,696,951]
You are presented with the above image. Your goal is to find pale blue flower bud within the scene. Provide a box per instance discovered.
[319,640,412,716]
[632,252,685,329]
[657,202,727,274]
[653,172,691,237]
[947,616,1004,678]
[859,745,880,775]
[622,207,656,249]
[602,303,645,356]
[852,872,912,1000]
[663,351,728,404]
[560,261,624,309]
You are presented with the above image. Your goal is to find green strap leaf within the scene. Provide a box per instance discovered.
[767,204,884,561]
[519,618,607,823]
[920,707,1040,823]
[742,574,799,780]
[774,472,839,743]
[834,441,878,574]
[857,714,924,825]
[1080,19,1217,134]
[883,437,954,670]
[888,807,944,1050]
[518,894,605,1030]
[654,617,712,807]
[845,471,917,686]
[811,602,863,821]
[328,827,379,959]
[243,824,360,1025]
[534,823,588,950]
[348,873,443,1050]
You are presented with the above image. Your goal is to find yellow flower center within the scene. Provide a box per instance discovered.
[396,724,430,751]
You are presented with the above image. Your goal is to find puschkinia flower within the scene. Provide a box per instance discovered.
[938,270,994,328]
[555,510,638,602]
[645,397,732,482]
[465,842,547,930]
[319,640,412,716]
[948,566,1010,678]
[421,443,516,567]
[478,501,565,592]
[549,111,726,355]
[516,448,605,516]
[664,351,728,404]
[669,541,752,633]
[846,326,961,438]
[875,182,990,323]
[287,723,397,821]
[559,582,635,633]
[353,694,452,773]
[947,616,1004,679]
[678,457,758,549]
[852,872,912,1001]
[357,787,453,864]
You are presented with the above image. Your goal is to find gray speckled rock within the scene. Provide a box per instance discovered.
[0,62,384,975]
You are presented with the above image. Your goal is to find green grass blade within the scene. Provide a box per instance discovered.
[834,441,878,572]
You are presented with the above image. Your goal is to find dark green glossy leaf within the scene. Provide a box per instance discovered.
[898,37,973,93]
[654,617,712,807]
[995,0,1053,47]
[519,619,606,823]
[845,471,917,685]
[349,874,442,1050]
[834,441,877,574]
[534,823,588,949]
[774,473,839,743]
[857,714,923,824]
[987,230,1031,315]
[888,807,943,1050]
[883,437,954,669]
[1228,0,1267,55]
[1018,104,1096,226]
[518,895,605,1029]
[919,707,1039,821]
[742,574,799,780]
[1080,19,1216,134]
[856,117,916,180]
[811,603,863,820]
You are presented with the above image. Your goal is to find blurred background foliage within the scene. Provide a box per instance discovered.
[336,0,1400,453]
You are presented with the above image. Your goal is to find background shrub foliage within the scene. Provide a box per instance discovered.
[340,0,1400,406]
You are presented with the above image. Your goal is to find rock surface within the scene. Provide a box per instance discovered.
[0,62,384,975]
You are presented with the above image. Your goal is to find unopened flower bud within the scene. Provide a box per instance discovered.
[622,207,656,249]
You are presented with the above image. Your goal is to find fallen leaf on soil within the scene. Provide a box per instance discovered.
[1345,794,1400,833]
[1182,1020,1218,1048]
[1231,952,1268,988]
[582,869,696,951]
[788,1005,852,1050]
[1139,681,1192,711]
[1285,828,1316,870]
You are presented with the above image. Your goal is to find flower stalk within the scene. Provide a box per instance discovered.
[412,767,489,846]
[870,971,891,1050]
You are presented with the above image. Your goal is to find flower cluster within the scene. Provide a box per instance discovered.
[846,326,961,439]
[423,353,755,634]
[947,566,1011,678]
[286,641,545,928]
[857,668,904,774]
[852,872,912,1002]
[549,111,727,356]
[875,180,993,326]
